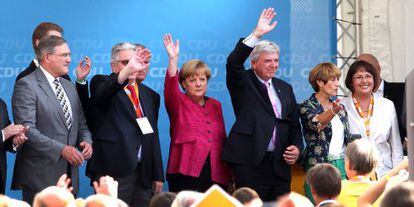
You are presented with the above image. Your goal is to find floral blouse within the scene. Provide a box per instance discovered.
[298,93,353,171]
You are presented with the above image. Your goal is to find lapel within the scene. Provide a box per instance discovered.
[35,69,68,130]
[138,83,152,120]
[248,70,275,116]
[272,77,288,118]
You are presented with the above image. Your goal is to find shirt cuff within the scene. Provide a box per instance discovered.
[76,79,87,85]
[1,130,5,142]
[243,33,261,48]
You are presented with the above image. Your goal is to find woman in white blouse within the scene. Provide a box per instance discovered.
[342,60,403,178]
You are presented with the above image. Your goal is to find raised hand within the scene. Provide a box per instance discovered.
[163,34,180,60]
[75,56,92,81]
[127,47,151,73]
[254,8,278,38]
[93,175,119,198]
[56,173,73,192]
[331,99,343,114]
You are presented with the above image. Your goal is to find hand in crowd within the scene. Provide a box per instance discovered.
[79,141,93,160]
[253,7,278,38]
[152,181,163,195]
[61,145,84,166]
[56,173,73,192]
[163,34,180,60]
[93,175,118,198]
[283,145,300,165]
[75,56,92,81]
[331,99,343,114]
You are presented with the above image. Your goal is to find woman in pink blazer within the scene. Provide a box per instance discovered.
[163,34,232,192]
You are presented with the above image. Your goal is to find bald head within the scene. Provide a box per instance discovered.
[357,53,382,90]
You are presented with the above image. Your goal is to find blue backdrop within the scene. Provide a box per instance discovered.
[0,0,336,199]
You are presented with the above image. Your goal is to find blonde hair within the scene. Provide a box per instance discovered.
[308,62,341,92]
[178,59,211,89]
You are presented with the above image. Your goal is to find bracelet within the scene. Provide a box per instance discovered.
[384,174,391,181]
[330,106,337,115]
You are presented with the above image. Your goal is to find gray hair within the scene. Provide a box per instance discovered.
[110,42,136,62]
[249,40,280,62]
[345,139,378,175]
[37,35,67,61]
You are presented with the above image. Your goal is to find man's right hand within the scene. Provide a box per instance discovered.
[61,146,84,166]
[254,8,278,38]
[2,124,26,140]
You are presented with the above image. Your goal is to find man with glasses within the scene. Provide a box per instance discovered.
[86,42,164,207]
[11,35,92,205]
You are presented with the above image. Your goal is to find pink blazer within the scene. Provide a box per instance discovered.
[164,71,232,185]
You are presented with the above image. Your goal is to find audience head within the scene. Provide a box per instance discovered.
[149,192,176,207]
[171,191,203,207]
[345,60,379,93]
[308,62,341,93]
[179,59,211,102]
[277,192,313,207]
[37,35,71,77]
[232,187,260,205]
[306,163,342,204]
[381,181,414,207]
[345,139,378,177]
[32,22,64,57]
[250,40,280,81]
[84,194,120,207]
[33,186,75,207]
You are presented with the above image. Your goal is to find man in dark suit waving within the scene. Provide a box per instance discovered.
[86,42,164,207]
[222,8,303,201]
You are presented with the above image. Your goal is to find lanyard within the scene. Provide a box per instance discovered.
[352,95,374,137]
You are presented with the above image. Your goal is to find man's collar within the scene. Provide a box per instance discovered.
[253,70,272,86]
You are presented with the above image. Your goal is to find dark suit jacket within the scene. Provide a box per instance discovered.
[16,60,90,113]
[0,98,13,194]
[222,39,303,182]
[384,80,406,140]
[86,73,164,188]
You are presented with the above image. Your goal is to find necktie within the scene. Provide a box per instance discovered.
[53,79,72,129]
[126,85,143,118]
[266,82,280,145]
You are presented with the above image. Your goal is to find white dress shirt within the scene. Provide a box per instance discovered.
[342,95,403,177]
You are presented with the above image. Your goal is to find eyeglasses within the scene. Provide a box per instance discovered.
[353,74,373,81]
[117,59,130,66]
[51,53,71,58]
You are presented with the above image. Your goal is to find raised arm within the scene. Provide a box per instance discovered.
[117,47,151,84]
[163,34,180,77]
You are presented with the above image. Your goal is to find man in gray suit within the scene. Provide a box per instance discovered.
[12,35,92,205]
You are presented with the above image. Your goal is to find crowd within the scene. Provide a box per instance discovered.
[0,7,412,207]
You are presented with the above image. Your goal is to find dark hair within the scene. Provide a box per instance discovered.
[345,60,379,92]
[306,163,342,199]
[149,192,176,207]
[381,182,414,207]
[37,35,67,61]
[32,22,63,56]
[232,187,260,204]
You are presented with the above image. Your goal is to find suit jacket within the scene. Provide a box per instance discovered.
[11,68,92,194]
[16,60,90,114]
[383,80,406,140]
[0,98,13,194]
[86,73,164,188]
[222,39,303,182]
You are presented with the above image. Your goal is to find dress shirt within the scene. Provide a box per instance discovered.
[164,70,231,185]
[124,82,143,162]
[374,79,384,98]
[39,66,72,117]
